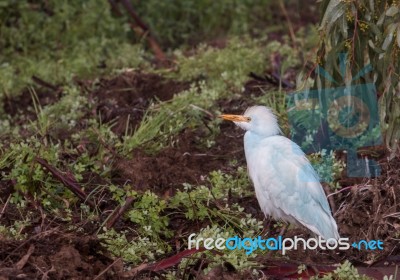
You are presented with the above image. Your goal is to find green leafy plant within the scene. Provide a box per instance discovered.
[317,0,400,157]
[308,149,345,188]
[0,211,33,240]
[99,228,168,264]
[128,191,172,239]
[312,260,372,280]
[1,137,59,194]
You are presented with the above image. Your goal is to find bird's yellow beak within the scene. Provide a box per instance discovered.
[219,114,251,122]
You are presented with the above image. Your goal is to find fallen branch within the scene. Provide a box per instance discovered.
[93,257,122,280]
[31,75,60,91]
[0,194,11,220]
[327,185,357,198]
[35,157,95,208]
[15,244,35,270]
[123,248,206,278]
[249,70,295,90]
[105,196,135,229]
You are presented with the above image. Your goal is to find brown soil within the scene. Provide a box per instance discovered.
[0,234,117,279]
[93,71,190,135]
[3,86,62,124]
[112,131,232,194]
[111,121,247,197]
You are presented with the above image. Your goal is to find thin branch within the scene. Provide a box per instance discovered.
[105,195,135,229]
[35,157,95,208]
[279,0,297,48]
[31,75,60,91]
[118,0,166,62]
[0,194,11,220]
[93,257,122,280]
[15,244,35,270]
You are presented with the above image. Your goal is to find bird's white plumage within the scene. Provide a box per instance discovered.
[233,105,339,240]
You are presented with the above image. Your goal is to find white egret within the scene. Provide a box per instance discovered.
[220,105,339,240]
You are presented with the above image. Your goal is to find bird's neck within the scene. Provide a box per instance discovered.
[245,127,280,139]
[244,131,268,151]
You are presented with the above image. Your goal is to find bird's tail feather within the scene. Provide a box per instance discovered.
[298,212,340,241]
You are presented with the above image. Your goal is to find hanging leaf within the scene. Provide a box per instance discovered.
[385,5,399,17]
[397,24,400,48]
[382,23,398,51]
[369,22,383,40]
[376,10,386,26]
[315,0,400,156]
[339,14,348,38]
[368,0,375,14]
[320,0,346,34]
[368,39,383,54]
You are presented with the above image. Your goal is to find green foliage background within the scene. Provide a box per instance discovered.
[133,0,273,47]
[0,0,147,96]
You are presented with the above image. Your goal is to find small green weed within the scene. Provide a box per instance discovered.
[312,260,372,280]
[99,228,169,264]
[128,191,172,239]
[308,149,345,188]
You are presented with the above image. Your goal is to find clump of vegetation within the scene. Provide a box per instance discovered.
[316,0,400,156]
[0,0,147,96]
[99,228,168,264]
[312,260,373,280]
[308,149,345,188]
[99,166,263,271]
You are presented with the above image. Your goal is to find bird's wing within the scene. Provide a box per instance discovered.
[249,135,339,240]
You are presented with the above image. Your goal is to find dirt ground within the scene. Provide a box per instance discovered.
[0,69,399,279]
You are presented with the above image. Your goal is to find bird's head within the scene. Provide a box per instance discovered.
[220,105,281,137]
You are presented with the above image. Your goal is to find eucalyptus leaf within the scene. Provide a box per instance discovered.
[368,22,383,40]
[339,14,348,38]
[368,0,374,14]
[320,0,346,33]
[376,11,386,26]
[368,39,383,54]
[397,25,400,48]
[382,23,398,51]
[385,6,399,17]
[327,4,346,34]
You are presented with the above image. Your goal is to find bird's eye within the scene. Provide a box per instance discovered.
[246,117,252,122]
